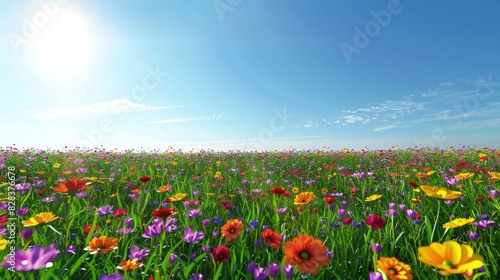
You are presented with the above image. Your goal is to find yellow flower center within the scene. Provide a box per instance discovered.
[299,250,310,260]
[230,228,235,233]
[442,260,455,268]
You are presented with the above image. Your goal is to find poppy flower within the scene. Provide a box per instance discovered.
[152,208,176,221]
[270,187,290,196]
[283,233,329,276]
[260,228,281,249]
[418,240,484,276]
[420,186,462,200]
[365,215,386,230]
[138,176,152,183]
[324,196,335,204]
[52,178,90,195]
[293,192,315,205]
[0,216,6,227]
[211,246,230,263]
[376,257,413,280]
[408,181,419,188]
[84,236,118,254]
[221,219,243,242]
[83,224,100,235]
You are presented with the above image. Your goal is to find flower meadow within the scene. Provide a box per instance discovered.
[0,146,499,280]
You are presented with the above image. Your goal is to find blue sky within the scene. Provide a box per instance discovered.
[1,0,499,152]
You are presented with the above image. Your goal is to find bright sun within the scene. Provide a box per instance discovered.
[32,10,91,80]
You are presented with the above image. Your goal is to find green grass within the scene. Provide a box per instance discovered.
[0,147,498,279]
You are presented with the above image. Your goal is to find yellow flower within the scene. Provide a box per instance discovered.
[488,171,500,180]
[293,192,315,205]
[0,236,8,250]
[170,161,177,166]
[292,187,299,194]
[427,171,436,176]
[53,163,61,168]
[418,240,484,276]
[20,170,26,173]
[376,257,413,280]
[117,259,143,271]
[455,173,474,180]
[169,193,187,201]
[442,218,475,229]
[321,188,328,195]
[365,194,382,202]
[0,182,8,187]
[22,212,59,227]
[420,186,462,200]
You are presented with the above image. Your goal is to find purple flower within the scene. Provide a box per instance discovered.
[369,271,384,280]
[20,229,35,240]
[213,216,223,226]
[201,219,210,227]
[66,245,76,255]
[124,218,134,228]
[142,221,164,238]
[16,208,29,216]
[254,239,262,248]
[189,274,203,280]
[468,231,480,241]
[337,209,346,217]
[388,203,396,209]
[99,273,124,280]
[202,245,211,253]
[169,253,177,264]
[187,209,202,219]
[276,208,287,215]
[182,228,204,244]
[164,217,178,233]
[341,201,349,208]
[406,209,417,220]
[116,228,135,235]
[128,245,150,261]
[370,242,382,254]
[97,205,114,216]
[247,262,257,274]
[253,267,268,280]
[33,180,46,187]
[473,220,495,229]
[249,220,259,229]
[268,263,280,277]
[326,250,334,259]
[2,244,60,272]
[283,264,294,278]
[13,183,31,195]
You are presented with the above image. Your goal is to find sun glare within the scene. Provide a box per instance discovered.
[32,10,91,80]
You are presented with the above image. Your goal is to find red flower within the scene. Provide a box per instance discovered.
[211,246,230,263]
[152,208,176,220]
[0,215,6,227]
[220,200,231,210]
[365,215,386,230]
[52,178,89,195]
[83,224,100,235]
[476,196,483,202]
[270,187,290,197]
[138,176,152,183]
[114,209,127,218]
[297,206,304,212]
[408,181,419,188]
[36,188,47,195]
[342,217,352,225]
[324,196,335,204]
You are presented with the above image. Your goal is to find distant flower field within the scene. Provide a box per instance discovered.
[0,147,499,279]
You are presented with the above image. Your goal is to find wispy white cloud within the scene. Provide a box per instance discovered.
[25,99,176,120]
[151,113,229,124]
[373,124,398,132]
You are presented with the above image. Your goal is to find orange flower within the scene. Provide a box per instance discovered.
[221,219,243,242]
[157,185,172,193]
[169,193,187,201]
[117,259,143,271]
[84,236,118,254]
[293,192,315,205]
[283,233,329,275]
[260,228,281,249]
[52,178,90,195]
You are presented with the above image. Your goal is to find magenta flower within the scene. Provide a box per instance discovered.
[2,244,60,272]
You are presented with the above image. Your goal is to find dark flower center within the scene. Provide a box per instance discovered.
[389,268,397,275]
[230,228,235,233]
[299,250,310,260]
